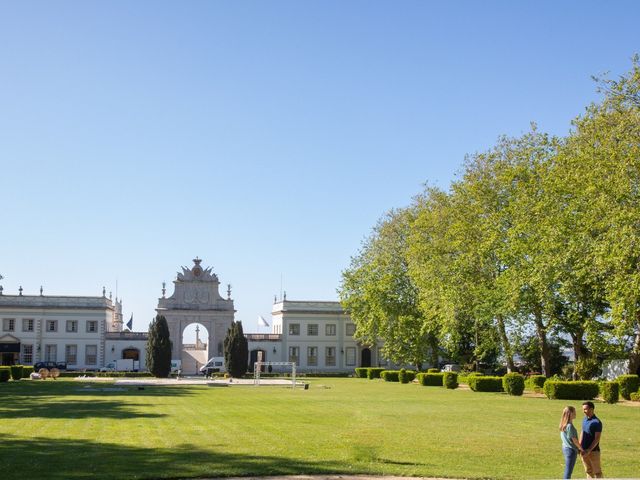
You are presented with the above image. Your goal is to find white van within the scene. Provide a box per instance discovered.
[199,357,226,375]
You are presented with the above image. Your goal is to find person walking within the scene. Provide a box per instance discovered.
[559,406,583,479]
[580,401,604,478]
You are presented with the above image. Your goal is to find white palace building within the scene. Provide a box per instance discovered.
[0,259,385,374]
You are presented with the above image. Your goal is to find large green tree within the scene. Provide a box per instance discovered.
[554,58,640,373]
[340,207,437,370]
[224,321,248,378]
[146,315,172,378]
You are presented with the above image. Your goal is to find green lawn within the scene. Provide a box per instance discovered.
[0,378,638,479]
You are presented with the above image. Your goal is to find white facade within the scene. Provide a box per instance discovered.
[246,299,386,372]
[0,289,121,369]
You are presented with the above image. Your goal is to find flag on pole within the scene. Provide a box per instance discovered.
[257,315,270,328]
[126,314,133,331]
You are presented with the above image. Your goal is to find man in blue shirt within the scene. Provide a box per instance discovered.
[579,401,603,478]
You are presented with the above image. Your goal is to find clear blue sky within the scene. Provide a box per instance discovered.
[1,2,639,342]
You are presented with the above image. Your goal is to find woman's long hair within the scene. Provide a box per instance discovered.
[559,406,575,431]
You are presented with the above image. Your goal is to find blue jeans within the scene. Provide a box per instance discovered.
[563,447,578,479]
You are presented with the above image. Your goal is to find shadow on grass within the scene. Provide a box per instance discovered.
[0,434,352,480]
[0,382,201,419]
[0,399,166,419]
[0,380,197,398]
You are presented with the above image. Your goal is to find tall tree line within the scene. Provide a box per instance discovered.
[339,59,640,377]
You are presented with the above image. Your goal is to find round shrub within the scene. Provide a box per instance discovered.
[354,368,368,378]
[503,373,525,396]
[630,391,640,402]
[601,381,619,404]
[443,372,458,389]
[0,367,10,382]
[10,365,24,381]
[616,374,639,400]
[543,380,599,400]
[525,375,547,393]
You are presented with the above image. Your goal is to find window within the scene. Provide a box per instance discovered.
[288,323,300,335]
[346,347,356,366]
[22,319,34,332]
[307,324,318,336]
[46,320,57,332]
[346,323,356,336]
[307,346,318,366]
[325,324,336,336]
[65,345,77,364]
[44,344,57,362]
[85,345,97,365]
[86,321,98,333]
[22,344,33,364]
[66,320,78,333]
[288,346,299,363]
[325,347,336,366]
[2,318,15,331]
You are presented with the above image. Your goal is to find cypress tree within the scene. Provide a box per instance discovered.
[223,321,248,378]
[146,314,172,378]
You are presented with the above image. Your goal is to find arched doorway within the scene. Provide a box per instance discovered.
[181,323,209,375]
[361,348,371,368]
[122,348,139,361]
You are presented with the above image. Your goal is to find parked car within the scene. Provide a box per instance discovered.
[34,361,67,371]
[440,363,461,372]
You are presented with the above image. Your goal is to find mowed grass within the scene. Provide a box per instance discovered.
[0,378,638,479]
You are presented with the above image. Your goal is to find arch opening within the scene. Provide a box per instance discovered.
[181,323,210,375]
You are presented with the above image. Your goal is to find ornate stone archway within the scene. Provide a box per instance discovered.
[156,258,235,373]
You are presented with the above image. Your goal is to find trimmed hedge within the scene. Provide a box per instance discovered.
[398,369,416,384]
[443,372,458,389]
[0,366,10,382]
[525,375,547,393]
[417,372,445,386]
[427,368,439,373]
[355,368,368,378]
[468,375,503,392]
[10,365,24,381]
[630,391,640,402]
[601,381,619,404]
[543,381,599,400]
[459,372,483,384]
[503,373,525,396]
[380,370,400,382]
[367,368,386,380]
[22,366,34,378]
[616,374,639,400]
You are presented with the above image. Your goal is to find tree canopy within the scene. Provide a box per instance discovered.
[339,58,640,376]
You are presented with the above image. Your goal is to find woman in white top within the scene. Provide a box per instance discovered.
[559,406,584,479]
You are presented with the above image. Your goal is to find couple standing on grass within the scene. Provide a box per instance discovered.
[559,401,603,479]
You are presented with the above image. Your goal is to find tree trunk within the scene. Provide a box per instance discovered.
[496,314,515,373]
[533,306,551,377]
[571,327,585,380]
[429,334,439,368]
